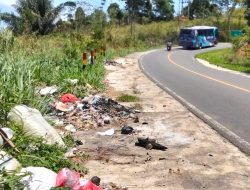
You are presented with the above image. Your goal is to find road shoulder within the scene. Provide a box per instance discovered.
[82,52,250,189]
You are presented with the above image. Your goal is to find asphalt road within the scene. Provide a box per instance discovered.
[141,43,250,144]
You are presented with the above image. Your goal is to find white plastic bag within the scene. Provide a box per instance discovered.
[20,167,57,190]
[8,105,65,146]
[39,86,58,96]
[0,150,21,172]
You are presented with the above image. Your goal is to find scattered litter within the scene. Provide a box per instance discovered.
[65,124,77,133]
[104,60,120,66]
[60,93,79,103]
[39,85,58,96]
[102,182,128,190]
[97,128,115,136]
[67,79,79,85]
[121,125,134,135]
[0,127,16,149]
[89,95,102,105]
[75,140,83,145]
[142,121,148,125]
[8,105,65,146]
[56,168,101,190]
[159,157,167,160]
[65,148,78,158]
[103,116,111,124]
[1,128,13,139]
[56,168,81,189]
[45,116,64,126]
[20,167,57,190]
[134,116,139,123]
[135,137,167,151]
[91,176,101,186]
[47,94,136,132]
[82,180,102,190]
[0,151,21,172]
[55,102,74,112]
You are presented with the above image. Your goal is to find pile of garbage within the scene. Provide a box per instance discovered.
[46,93,137,133]
[0,87,167,189]
[19,167,115,190]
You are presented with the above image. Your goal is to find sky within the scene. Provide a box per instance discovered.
[0,0,182,27]
[0,0,181,14]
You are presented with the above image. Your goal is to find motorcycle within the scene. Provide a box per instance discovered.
[166,41,172,51]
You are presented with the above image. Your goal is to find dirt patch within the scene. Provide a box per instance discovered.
[75,52,250,189]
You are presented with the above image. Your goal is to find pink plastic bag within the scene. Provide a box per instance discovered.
[56,168,102,190]
[56,168,81,190]
[79,181,102,190]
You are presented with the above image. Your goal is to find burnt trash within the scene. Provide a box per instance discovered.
[134,116,139,123]
[91,176,101,186]
[75,140,83,145]
[121,125,134,135]
[47,94,137,132]
[135,137,167,151]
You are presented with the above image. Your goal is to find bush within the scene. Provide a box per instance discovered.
[0,29,15,53]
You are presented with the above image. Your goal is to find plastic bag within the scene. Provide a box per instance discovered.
[56,168,102,190]
[0,150,21,172]
[20,167,57,190]
[60,93,79,103]
[8,105,65,146]
[56,168,81,190]
[81,181,102,190]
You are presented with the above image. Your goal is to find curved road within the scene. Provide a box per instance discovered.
[141,43,250,144]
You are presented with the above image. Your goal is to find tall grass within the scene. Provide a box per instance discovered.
[0,30,105,123]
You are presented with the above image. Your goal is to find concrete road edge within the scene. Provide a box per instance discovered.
[138,50,250,156]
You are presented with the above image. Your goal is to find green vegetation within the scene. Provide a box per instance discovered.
[0,0,249,188]
[117,94,139,102]
[196,48,250,73]
[0,30,101,188]
[6,124,87,173]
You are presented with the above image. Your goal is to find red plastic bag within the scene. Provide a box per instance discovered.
[79,181,102,190]
[60,93,79,103]
[56,168,81,190]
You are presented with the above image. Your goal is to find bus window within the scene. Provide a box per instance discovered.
[197,30,206,36]
[207,29,214,36]
[180,29,193,37]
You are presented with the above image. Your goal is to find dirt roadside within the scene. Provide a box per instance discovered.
[76,52,250,190]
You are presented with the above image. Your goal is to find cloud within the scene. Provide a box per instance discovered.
[0,0,16,6]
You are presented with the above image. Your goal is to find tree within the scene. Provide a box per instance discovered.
[75,7,85,29]
[107,3,121,24]
[123,0,148,22]
[182,0,221,19]
[152,0,174,21]
[89,9,107,40]
[245,0,250,25]
[141,0,154,23]
[213,0,242,32]
[0,0,76,35]
[189,0,211,19]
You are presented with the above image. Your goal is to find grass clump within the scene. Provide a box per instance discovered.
[4,124,87,174]
[117,94,139,102]
[0,124,87,188]
[196,48,250,73]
